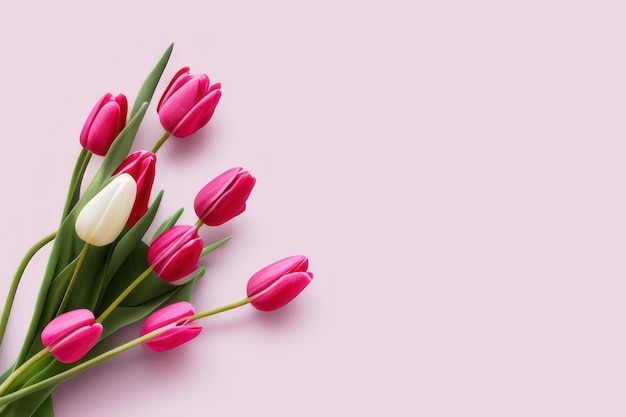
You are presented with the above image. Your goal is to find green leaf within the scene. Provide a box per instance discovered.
[151,207,184,242]
[96,242,171,311]
[99,282,190,339]
[166,267,205,304]
[0,366,12,385]
[130,43,173,119]
[0,388,55,417]
[38,257,79,322]
[201,236,232,257]
[29,395,53,417]
[65,244,113,312]
[61,148,91,219]
[102,190,164,289]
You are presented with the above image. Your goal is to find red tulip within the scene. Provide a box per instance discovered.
[41,309,103,363]
[157,67,221,138]
[113,151,157,227]
[147,225,203,283]
[140,302,202,352]
[194,167,256,226]
[80,93,128,156]
[247,256,313,311]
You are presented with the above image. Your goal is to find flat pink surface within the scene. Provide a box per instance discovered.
[1,1,626,416]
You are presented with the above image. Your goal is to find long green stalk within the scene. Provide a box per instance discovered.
[0,232,56,349]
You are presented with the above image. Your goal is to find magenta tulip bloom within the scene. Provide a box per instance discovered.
[80,93,128,156]
[41,309,103,364]
[247,256,313,311]
[140,302,202,352]
[113,151,157,227]
[194,167,256,226]
[147,225,203,283]
[157,67,222,138]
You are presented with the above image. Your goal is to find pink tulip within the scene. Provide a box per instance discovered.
[113,151,157,227]
[147,225,203,283]
[247,256,313,311]
[157,67,222,138]
[41,309,103,364]
[79,93,128,156]
[194,167,256,226]
[140,302,202,352]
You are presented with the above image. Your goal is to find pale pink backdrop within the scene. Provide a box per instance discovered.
[1,1,626,416]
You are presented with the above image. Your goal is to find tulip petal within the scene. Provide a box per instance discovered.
[114,151,157,227]
[87,101,125,155]
[75,173,137,246]
[113,94,129,133]
[157,67,191,112]
[171,87,221,138]
[141,302,196,334]
[79,93,112,149]
[155,238,202,283]
[141,301,202,352]
[147,225,203,282]
[247,256,309,297]
[49,323,103,363]
[159,74,210,134]
[79,93,128,156]
[194,167,242,219]
[250,271,313,311]
[41,309,96,347]
[142,326,202,352]
[202,171,255,226]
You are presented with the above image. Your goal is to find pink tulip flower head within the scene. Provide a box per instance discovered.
[147,225,203,283]
[113,151,157,227]
[41,309,103,364]
[80,93,128,156]
[194,167,256,227]
[157,67,222,138]
[247,256,313,311]
[140,302,202,352]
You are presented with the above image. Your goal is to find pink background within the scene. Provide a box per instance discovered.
[1,1,626,416]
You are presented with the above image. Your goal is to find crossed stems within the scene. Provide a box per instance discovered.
[0,281,260,399]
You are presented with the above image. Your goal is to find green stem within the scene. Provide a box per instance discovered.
[0,232,56,350]
[187,297,254,322]
[151,131,171,153]
[0,297,254,406]
[0,326,171,407]
[96,267,154,323]
[0,348,49,396]
[61,148,92,219]
[55,243,90,316]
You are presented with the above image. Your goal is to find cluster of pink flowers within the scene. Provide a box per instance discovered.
[0,47,312,415]
[41,66,313,363]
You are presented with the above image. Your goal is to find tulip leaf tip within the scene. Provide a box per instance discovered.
[201,236,232,258]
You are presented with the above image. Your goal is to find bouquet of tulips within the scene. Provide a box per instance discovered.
[0,44,313,416]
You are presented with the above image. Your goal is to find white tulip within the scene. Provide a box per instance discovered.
[75,173,137,246]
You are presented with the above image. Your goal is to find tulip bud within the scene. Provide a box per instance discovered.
[247,256,313,311]
[140,302,202,352]
[75,173,137,246]
[113,151,157,227]
[79,93,128,156]
[194,167,256,227]
[41,309,103,363]
[157,67,222,138]
[147,225,203,283]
